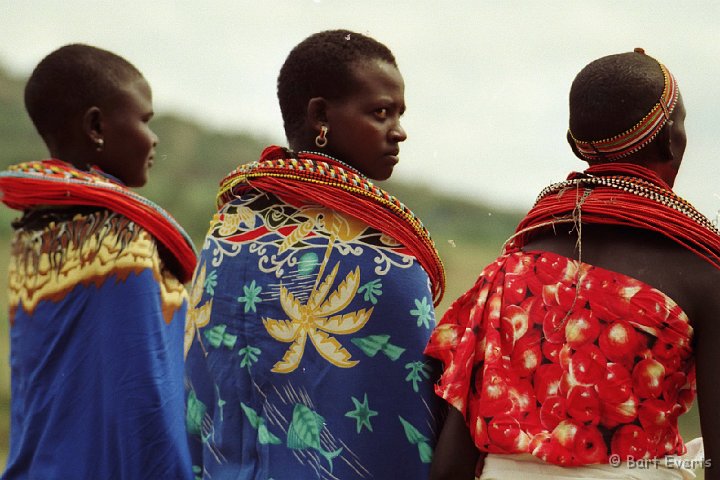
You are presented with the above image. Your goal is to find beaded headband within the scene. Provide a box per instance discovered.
[569,50,679,162]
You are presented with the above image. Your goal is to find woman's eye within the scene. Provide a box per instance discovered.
[375,108,388,119]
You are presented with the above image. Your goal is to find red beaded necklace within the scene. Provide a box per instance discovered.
[506,163,720,270]
[218,146,446,305]
[0,159,198,282]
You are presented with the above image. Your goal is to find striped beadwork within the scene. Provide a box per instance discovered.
[535,175,718,236]
[216,151,446,305]
[569,61,679,162]
[3,161,192,242]
[218,158,431,238]
[0,159,197,282]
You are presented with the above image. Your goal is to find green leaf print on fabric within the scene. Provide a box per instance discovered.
[287,404,343,472]
[204,269,218,296]
[398,416,433,463]
[240,403,282,445]
[240,402,263,429]
[351,335,405,361]
[238,344,261,370]
[237,280,263,313]
[203,324,237,349]
[410,297,433,329]
[344,393,379,433]
[216,385,226,421]
[404,361,431,393]
[357,279,382,304]
[186,390,207,436]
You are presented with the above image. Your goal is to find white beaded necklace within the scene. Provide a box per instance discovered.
[537,175,719,235]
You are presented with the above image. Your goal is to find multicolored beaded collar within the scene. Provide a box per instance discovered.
[0,159,197,282]
[568,50,679,162]
[506,163,720,271]
[217,146,446,305]
[217,148,424,231]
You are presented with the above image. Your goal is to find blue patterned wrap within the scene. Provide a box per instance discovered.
[3,209,192,480]
[185,190,443,479]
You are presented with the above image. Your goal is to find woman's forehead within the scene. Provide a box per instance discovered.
[347,59,404,95]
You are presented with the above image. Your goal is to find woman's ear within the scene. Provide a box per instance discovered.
[566,130,586,161]
[654,120,675,162]
[306,97,329,131]
[82,106,103,144]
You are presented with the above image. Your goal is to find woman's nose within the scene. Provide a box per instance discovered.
[390,121,407,142]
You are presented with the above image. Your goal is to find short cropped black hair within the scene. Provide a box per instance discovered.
[24,43,143,138]
[277,29,397,143]
[569,51,664,141]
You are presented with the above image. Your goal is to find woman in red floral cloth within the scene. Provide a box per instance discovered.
[427,49,720,480]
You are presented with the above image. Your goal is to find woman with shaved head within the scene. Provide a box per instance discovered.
[428,49,719,480]
[184,30,445,479]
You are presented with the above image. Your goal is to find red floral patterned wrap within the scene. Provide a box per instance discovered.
[425,250,694,466]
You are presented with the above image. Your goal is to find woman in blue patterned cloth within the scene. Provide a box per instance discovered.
[0,44,195,479]
[184,29,446,479]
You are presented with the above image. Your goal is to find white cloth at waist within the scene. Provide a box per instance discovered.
[477,437,704,480]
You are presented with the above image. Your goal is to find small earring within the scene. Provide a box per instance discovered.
[315,126,328,148]
[95,138,104,152]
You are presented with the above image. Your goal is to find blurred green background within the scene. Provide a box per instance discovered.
[0,64,704,477]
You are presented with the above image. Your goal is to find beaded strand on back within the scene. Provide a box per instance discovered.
[508,163,720,272]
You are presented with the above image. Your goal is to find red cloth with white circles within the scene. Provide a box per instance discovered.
[425,250,693,466]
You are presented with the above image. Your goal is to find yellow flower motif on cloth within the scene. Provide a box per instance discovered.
[264,262,373,373]
[278,219,315,254]
[158,266,188,324]
[218,206,256,236]
[299,207,368,243]
[273,207,370,255]
[184,263,214,357]
[379,232,401,247]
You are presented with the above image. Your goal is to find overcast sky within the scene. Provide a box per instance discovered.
[1,0,719,219]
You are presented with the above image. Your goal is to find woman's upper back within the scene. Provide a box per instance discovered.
[523,223,720,323]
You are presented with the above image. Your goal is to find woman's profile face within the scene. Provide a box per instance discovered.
[96,77,158,187]
[323,59,407,181]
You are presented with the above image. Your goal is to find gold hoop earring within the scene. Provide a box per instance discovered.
[315,126,328,148]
